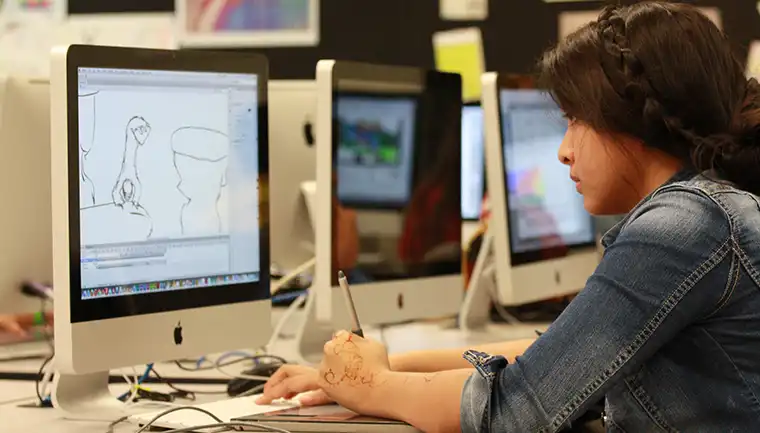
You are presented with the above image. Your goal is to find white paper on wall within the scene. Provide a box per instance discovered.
[439,0,488,21]
[55,13,176,49]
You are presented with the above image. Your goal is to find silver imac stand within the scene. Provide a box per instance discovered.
[52,370,131,421]
[459,226,496,331]
[267,181,333,365]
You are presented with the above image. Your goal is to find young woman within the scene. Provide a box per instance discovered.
[257,3,760,431]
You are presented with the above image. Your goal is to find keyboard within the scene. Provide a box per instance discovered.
[128,394,298,430]
[0,340,52,362]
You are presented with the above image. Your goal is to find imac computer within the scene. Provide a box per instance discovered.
[461,73,598,328]
[0,76,52,316]
[314,60,464,327]
[49,45,271,415]
[0,76,55,360]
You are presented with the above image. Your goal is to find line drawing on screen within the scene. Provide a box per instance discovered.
[79,90,99,207]
[78,87,230,246]
[171,126,230,236]
[80,115,154,242]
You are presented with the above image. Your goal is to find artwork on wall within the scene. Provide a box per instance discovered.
[174,0,319,48]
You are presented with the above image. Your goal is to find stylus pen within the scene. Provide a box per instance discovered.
[337,270,363,338]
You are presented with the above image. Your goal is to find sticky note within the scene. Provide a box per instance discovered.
[433,28,485,102]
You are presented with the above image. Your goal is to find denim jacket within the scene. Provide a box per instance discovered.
[461,172,760,432]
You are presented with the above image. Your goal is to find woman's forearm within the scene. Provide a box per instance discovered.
[390,338,535,372]
[368,369,473,433]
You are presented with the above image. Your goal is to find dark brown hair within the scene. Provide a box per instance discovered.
[539,1,760,195]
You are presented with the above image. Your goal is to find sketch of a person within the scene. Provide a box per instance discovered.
[170,126,229,236]
[112,116,151,212]
[78,91,98,206]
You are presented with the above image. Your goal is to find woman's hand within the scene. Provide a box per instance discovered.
[317,330,391,415]
[255,364,333,406]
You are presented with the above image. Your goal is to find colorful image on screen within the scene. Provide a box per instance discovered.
[335,95,416,207]
[508,168,546,206]
[184,0,310,32]
[338,119,403,166]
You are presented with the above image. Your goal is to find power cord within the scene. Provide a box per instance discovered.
[270,257,315,295]
[107,406,292,433]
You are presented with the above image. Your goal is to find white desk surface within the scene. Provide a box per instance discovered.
[1,309,547,432]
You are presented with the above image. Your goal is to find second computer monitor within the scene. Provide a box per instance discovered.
[315,60,464,325]
[481,72,598,305]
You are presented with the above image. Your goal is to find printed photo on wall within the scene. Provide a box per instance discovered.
[174,0,319,48]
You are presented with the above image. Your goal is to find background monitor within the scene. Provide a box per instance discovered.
[481,72,598,306]
[51,45,271,374]
[314,60,464,325]
[0,76,52,318]
[461,102,485,221]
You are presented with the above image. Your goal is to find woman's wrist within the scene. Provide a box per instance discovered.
[389,352,417,372]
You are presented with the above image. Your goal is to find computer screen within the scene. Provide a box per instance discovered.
[334,94,416,208]
[499,89,594,257]
[461,104,484,220]
[77,67,261,300]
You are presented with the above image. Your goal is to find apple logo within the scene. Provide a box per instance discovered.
[173,321,183,345]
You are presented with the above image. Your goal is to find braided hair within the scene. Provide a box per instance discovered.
[539,1,760,195]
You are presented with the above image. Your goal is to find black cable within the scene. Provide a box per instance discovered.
[150,368,227,398]
[173,353,287,372]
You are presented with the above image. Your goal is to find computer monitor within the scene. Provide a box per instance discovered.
[0,76,52,317]
[461,102,485,221]
[314,60,464,325]
[50,45,271,386]
[481,72,598,305]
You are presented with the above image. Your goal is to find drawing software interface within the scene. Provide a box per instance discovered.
[500,89,594,254]
[77,67,261,299]
[335,95,416,207]
[461,104,484,219]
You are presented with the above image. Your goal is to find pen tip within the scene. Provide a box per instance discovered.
[338,270,345,279]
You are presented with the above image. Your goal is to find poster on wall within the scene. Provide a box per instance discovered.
[174,0,319,48]
[558,7,722,40]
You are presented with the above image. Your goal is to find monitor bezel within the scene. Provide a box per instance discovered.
[332,90,421,211]
[461,101,485,222]
[65,45,271,323]
[495,74,596,266]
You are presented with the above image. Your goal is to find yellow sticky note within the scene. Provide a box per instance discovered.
[433,28,485,102]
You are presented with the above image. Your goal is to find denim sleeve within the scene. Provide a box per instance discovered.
[460,189,733,433]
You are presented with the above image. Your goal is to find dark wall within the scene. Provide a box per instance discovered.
[68,0,760,79]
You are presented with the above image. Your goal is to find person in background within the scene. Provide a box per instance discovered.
[257,3,760,432]
[0,312,53,337]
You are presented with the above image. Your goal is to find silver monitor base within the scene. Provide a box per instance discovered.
[459,227,497,331]
[52,371,136,421]
[270,292,333,366]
